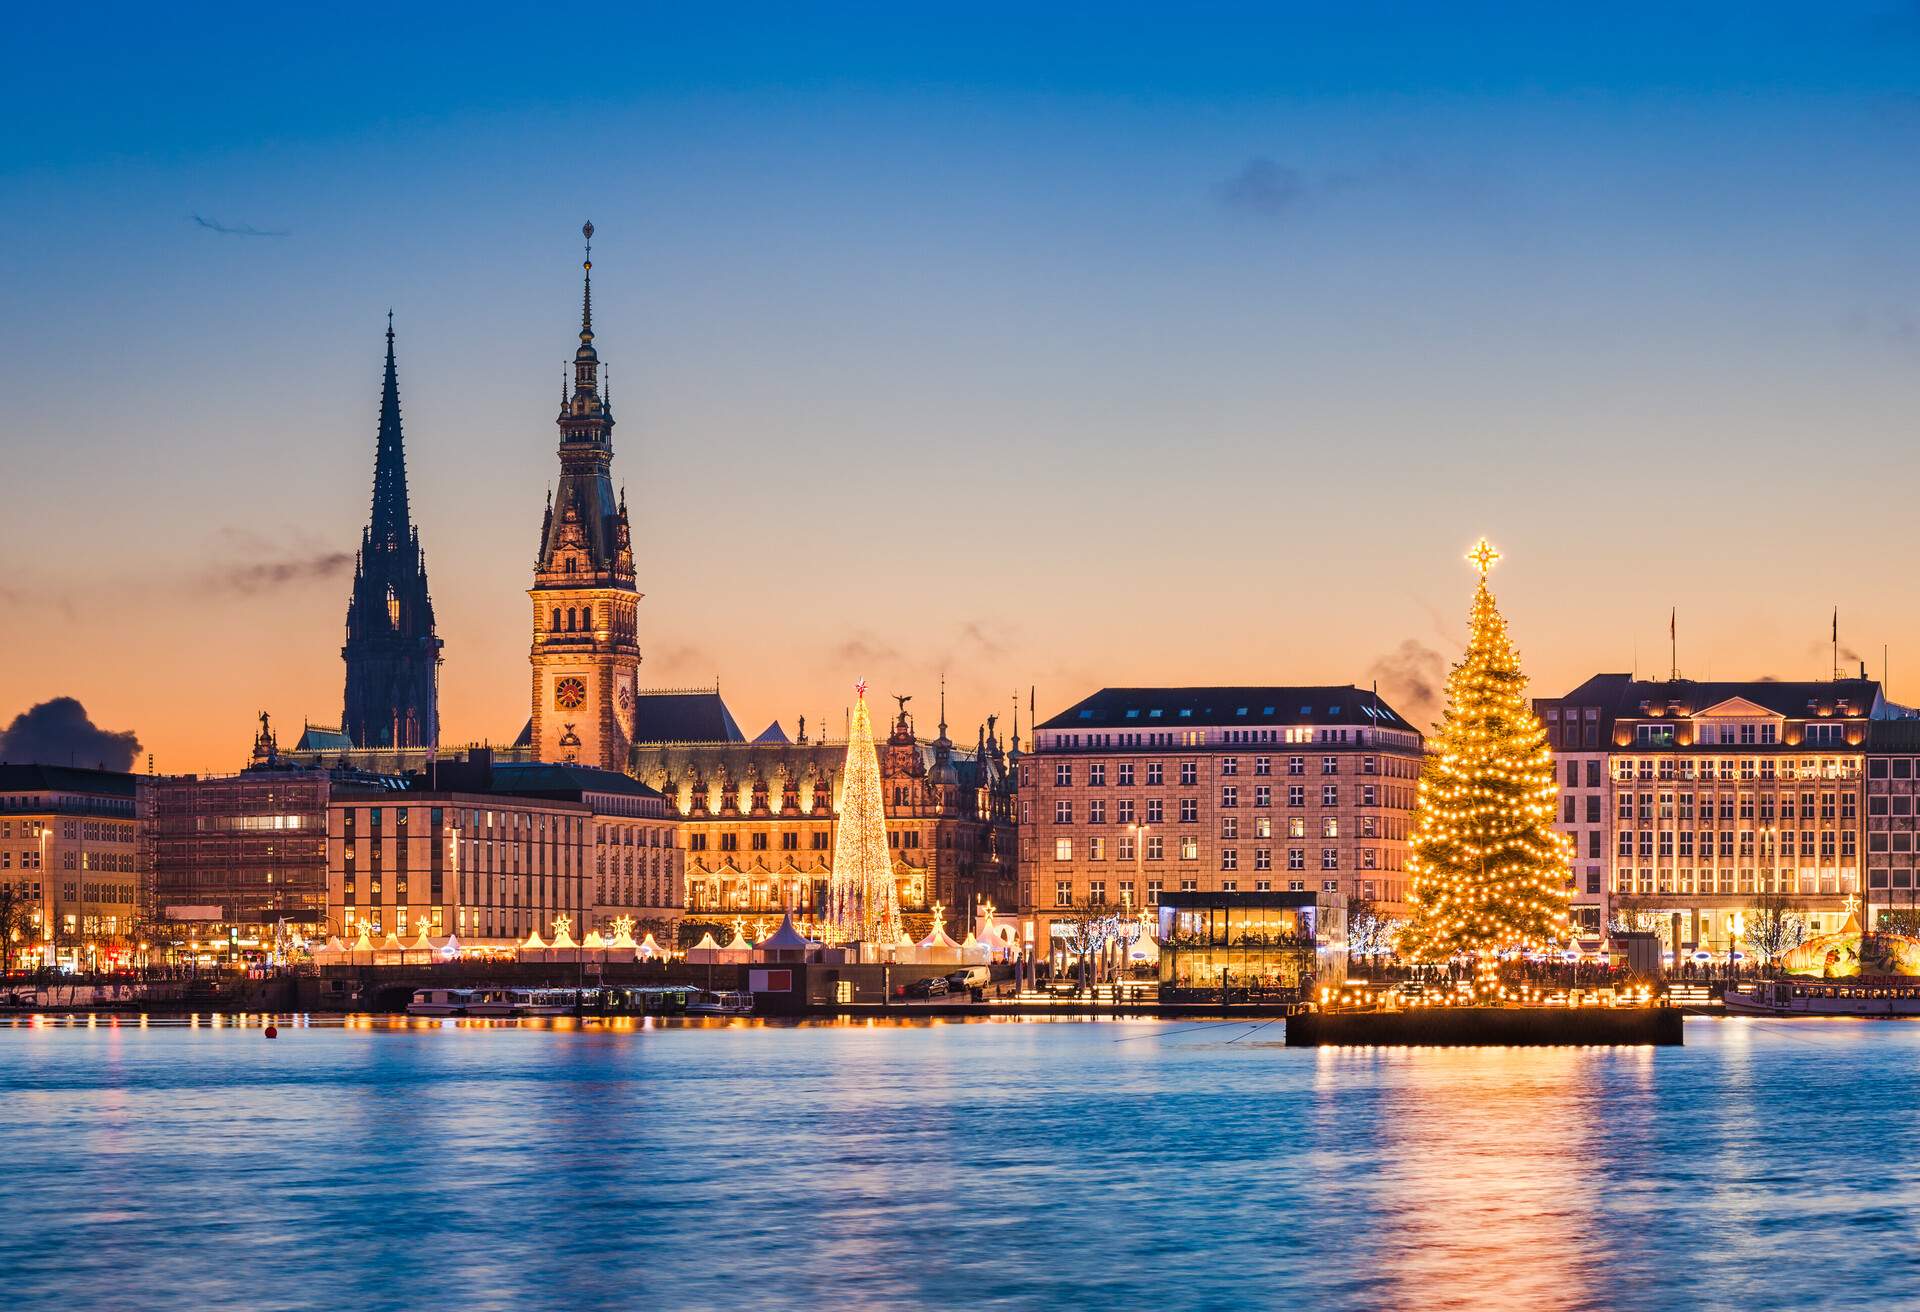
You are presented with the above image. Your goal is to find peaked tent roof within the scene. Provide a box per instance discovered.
[756,912,813,951]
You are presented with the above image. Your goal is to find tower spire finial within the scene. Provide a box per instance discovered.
[580,220,594,343]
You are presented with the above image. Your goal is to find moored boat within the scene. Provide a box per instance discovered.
[405,987,474,1017]
[1724,978,1920,1017]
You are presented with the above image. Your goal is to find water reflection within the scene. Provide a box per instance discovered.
[4,1018,1920,1310]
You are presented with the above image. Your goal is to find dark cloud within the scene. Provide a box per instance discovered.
[192,213,290,237]
[1367,640,1448,732]
[204,549,353,596]
[0,698,142,771]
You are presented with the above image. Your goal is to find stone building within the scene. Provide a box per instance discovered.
[1023,686,1423,962]
[0,765,143,970]
[1534,675,1629,938]
[626,689,1017,932]
[526,225,642,773]
[326,755,677,946]
[1865,720,1920,927]
[1553,676,1889,955]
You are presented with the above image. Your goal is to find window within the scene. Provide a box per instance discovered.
[1288,848,1305,870]
[1054,801,1073,824]
[1255,816,1272,839]
[1089,800,1106,824]
[1288,817,1306,838]
[1288,786,1305,807]
[1220,880,1238,892]
[1119,881,1134,907]
[1055,763,1072,787]
[1147,763,1164,785]
[1147,800,1164,823]
[1221,757,1238,777]
[1805,723,1844,746]
[1179,799,1198,823]
[1288,756,1305,776]
[1221,849,1238,871]
[1254,756,1271,776]
[1054,838,1073,861]
[1055,880,1072,906]
[1254,848,1272,871]
[1322,818,1339,838]
[1089,880,1106,902]
[1254,785,1271,807]
[1088,763,1106,787]
[1089,836,1105,861]
[1180,762,1198,786]
[1147,879,1162,904]
[1118,835,1135,861]
[1221,817,1238,840]
[1321,785,1338,806]
[1147,836,1164,860]
[1321,847,1339,870]
[1117,799,1136,824]
[1118,762,1135,786]
[1221,785,1238,808]
[1322,756,1339,775]
[1179,836,1199,861]
[1322,879,1340,893]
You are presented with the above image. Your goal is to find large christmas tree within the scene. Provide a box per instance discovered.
[825,681,903,945]
[1400,541,1571,975]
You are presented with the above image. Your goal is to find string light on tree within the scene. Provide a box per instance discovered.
[825,680,903,946]
[1400,539,1572,987]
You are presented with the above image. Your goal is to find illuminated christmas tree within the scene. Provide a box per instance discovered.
[1400,540,1572,979]
[826,681,902,945]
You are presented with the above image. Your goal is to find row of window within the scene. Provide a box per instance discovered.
[1051,836,1376,869]
[1611,758,1858,782]
[1615,830,1855,860]
[1047,785,1374,825]
[1051,877,1350,907]
[689,831,832,852]
[1050,756,1385,788]
[1613,793,1855,823]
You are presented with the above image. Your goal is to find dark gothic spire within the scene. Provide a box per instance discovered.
[368,311,411,548]
[580,221,595,343]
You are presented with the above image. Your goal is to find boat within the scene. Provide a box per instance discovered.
[463,988,522,1018]
[1724,978,1920,1017]
[685,989,754,1016]
[405,987,474,1017]
[515,988,579,1017]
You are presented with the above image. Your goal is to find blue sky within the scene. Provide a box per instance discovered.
[3,2,1918,767]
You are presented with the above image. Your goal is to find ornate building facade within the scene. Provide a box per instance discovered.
[627,690,1018,932]
[342,316,442,749]
[527,223,642,772]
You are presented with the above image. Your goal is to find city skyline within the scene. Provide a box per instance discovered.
[6,3,1920,770]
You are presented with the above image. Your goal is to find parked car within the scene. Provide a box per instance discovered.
[902,975,949,999]
[945,966,990,991]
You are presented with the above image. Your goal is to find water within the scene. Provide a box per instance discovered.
[2,1015,1917,1311]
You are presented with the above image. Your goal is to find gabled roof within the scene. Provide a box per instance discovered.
[634,690,745,744]
[295,725,354,752]
[1038,686,1412,732]
[1691,696,1779,719]
[752,721,790,744]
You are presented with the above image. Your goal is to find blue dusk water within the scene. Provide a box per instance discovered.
[2,1015,1916,1311]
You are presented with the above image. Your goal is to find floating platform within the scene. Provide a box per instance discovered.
[1285,1006,1683,1047]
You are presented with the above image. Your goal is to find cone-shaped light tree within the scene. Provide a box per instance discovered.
[1400,540,1572,978]
[826,681,903,944]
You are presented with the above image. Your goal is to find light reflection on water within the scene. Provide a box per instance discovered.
[2,1016,1916,1311]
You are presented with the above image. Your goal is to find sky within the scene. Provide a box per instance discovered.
[3,2,1919,772]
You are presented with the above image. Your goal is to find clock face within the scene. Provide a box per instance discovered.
[554,677,587,710]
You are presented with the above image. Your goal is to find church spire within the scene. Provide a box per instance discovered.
[369,310,411,548]
[580,220,595,344]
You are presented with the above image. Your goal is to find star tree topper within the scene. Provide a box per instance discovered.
[1467,537,1501,577]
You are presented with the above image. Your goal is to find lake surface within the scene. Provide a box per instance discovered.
[3,1014,1916,1311]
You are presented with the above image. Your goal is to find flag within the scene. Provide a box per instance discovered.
[1670,608,1675,640]
[1833,608,1838,643]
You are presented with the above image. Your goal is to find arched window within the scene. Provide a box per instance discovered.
[551,607,561,632]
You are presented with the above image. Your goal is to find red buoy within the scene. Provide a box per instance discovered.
[265,1024,278,1039]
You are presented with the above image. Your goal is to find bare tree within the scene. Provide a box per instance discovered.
[0,883,23,974]
[1743,891,1809,973]
[1346,896,1403,964]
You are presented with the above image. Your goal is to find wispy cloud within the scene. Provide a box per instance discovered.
[1367,639,1448,732]
[192,213,290,238]
[1215,154,1425,220]
[196,528,351,596]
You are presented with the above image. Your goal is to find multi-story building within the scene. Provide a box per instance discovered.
[0,765,143,970]
[1554,676,1887,955]
[1023,686,1423,963]
[1865,721,1920,928]
[1535,676,1629,937]
[326,753,681,946]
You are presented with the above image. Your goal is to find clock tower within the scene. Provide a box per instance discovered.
[529,222,641,770]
